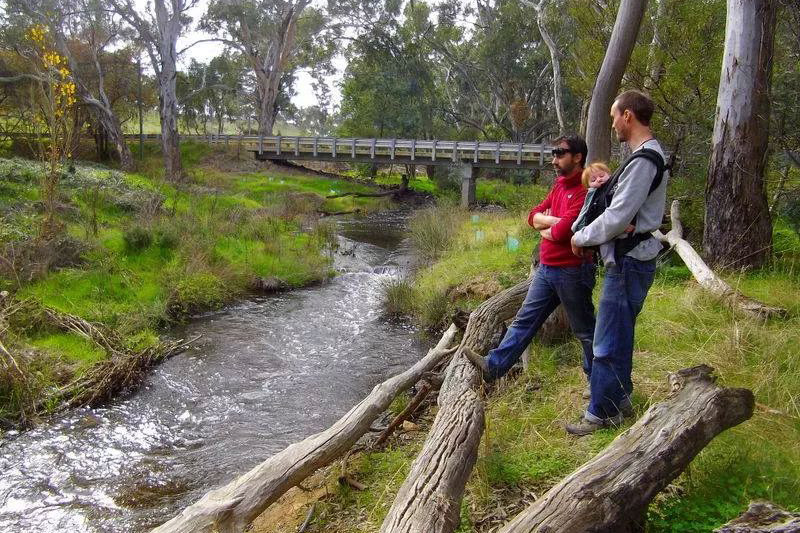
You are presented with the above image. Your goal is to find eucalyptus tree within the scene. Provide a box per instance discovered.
[583,0,648,163]
[5,0,137,168]
[201,0,336,137]
[109,0,197,181]
[704,0,778,269]
[338,0,441,140]
[431,0,559,142]
[178,54,246,135]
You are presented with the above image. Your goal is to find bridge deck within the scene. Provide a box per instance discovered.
[124,134,553,169]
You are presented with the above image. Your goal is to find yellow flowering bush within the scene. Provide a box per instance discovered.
[25,23,78,238]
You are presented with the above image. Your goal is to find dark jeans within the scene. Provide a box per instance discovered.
[486,263,597,381]
[586,256,656,422]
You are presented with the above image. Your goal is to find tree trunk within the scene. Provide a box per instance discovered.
[703,0,776,269]
[715,502,800,532]
[252,2,309,136]
[579,97,590,137]
[534,1,566,134]
[151,326,459,533]
[654,201,786,319]
[380,277,532,533]
[498,365,754,533]
[585,0,648,163]
[94,105,134,170]
[644,0,668,91]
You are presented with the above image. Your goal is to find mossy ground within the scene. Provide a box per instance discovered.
[273,202,800,532]
[0,142,393,423]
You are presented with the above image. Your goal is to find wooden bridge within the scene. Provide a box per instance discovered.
[130,134,555,207]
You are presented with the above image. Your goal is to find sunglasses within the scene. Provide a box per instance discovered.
[551,148,573,157]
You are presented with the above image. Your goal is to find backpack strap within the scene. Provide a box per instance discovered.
[613,148,668,260]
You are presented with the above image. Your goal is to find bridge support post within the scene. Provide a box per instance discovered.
[460,164,476,208]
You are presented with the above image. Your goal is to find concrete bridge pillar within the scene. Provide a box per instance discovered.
[460,165,476,208]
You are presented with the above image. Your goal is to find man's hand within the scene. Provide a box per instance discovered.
[531,211,561,230]
[571,235,585,258]
[540,228,553,241]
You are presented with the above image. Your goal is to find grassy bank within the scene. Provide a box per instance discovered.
[0,142,393,424]
[265,201,800,532]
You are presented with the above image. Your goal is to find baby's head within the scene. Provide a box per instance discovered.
[581,162,612,189]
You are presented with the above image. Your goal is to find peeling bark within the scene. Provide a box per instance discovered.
[380,278,532,533]
[498,365,754,533]
[704,0,777,269]
[715,502,800,532]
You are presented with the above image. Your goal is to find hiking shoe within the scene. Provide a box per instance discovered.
[462,347,491,382]
[582,385,591,400]
[565,413,623,437]
[620,399,635,418]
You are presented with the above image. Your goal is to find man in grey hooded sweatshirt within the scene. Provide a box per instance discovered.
[565,90,668,436]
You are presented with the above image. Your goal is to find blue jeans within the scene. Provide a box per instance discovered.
[586,256,656,422]
[486,263,596,381]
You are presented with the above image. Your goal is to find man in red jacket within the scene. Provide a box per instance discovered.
[466,135,596,383]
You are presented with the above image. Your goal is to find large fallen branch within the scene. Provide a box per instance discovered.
[151,324,459,533]
[326,190,396,199]
[380,277,532,533]
[715,501,800,532]
[654,200,786,320]
[497,365,754,533]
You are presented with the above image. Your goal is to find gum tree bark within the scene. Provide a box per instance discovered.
[111,0,188,181]
[584,0,648,163]
[380,277,532,533]
[526,0,565,134]
[704,0,777,269]
[498,365,755,533]
[203,0,311,137]
[150,325,459,533]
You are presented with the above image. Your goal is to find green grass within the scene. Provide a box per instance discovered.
[0,142,397,421]
[30,332,107,370]
[328,204,800,532]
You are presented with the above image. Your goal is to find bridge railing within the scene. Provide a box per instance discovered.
[122,134,553,167]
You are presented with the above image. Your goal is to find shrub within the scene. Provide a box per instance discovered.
[168,271,226,318]
[779,187,800,237]
[153,224,179,251]
[418,288,450,331]
[123,225,152,253]
[409,206,464,260]
[381,278,416,317]
[430,165,462,193]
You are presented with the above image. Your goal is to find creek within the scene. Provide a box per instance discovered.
[0,209,424,532]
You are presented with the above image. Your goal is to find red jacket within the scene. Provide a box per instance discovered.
[527,169,589,267]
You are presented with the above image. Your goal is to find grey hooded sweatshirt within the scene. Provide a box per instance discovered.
[572,139,668,266]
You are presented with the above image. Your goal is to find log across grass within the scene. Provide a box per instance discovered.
[0,142,395,424]
[269,205,800,533]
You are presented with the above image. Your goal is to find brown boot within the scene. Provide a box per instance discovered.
[462,347,491,382]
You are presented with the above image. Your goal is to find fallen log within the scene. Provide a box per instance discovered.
[654,200,786,320]
[326,190,396,199]
[497,365,754,533]
[715,501,800,532]
[373,379,433,448]
[151,324,459,533]
[380,277,532,533]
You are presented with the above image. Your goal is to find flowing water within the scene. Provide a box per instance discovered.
[0,210,424,532]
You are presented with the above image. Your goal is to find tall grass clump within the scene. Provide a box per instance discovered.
[380,277,415,317]
[409,205,465,260]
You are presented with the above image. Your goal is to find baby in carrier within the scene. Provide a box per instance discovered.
[572,162,634,235]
